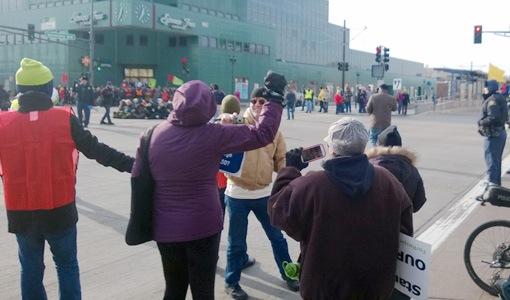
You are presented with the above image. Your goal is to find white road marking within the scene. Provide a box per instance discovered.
[417,154,510,253]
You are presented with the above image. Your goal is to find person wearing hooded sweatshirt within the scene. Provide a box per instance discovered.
[131,71,286,300]
[478,79,508,186]
[268,117,413,300]
[0,58,134,300]
[365,125,426,300]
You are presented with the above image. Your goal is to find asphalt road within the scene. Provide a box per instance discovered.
[0,104,505,299]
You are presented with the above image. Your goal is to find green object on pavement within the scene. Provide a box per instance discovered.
[283,261,300,280]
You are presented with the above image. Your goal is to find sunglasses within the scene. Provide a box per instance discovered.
[250,99,267,105]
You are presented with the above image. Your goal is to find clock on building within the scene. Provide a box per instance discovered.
[135,3,151,24]
[114,3,128,23]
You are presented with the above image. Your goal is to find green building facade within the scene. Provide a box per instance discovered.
[0,0,435,101]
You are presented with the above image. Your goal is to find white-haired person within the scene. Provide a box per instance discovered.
[268,117,413,300]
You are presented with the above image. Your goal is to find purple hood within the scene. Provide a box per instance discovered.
[168,80,216,126]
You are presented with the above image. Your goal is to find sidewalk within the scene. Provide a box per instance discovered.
[427,174,510,300]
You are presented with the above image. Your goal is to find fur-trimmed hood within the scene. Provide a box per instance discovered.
[365,146,417,186]
[365,146,427,213]
[365,146,417,165]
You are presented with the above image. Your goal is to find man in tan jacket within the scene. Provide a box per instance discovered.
[223,87,299,300]
[366,84,397,146]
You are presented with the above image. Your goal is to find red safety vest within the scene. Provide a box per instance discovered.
[0,107,78,210]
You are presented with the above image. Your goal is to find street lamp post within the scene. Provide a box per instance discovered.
[229,55,237,94]
[355,72,360,109]
[89,0,94,86]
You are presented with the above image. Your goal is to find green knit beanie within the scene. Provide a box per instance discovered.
[221,95,241,114]
[15,58,53,86]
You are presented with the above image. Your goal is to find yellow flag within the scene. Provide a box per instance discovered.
[172,76,184,86]
[148,78,157,89]
[488,64,506,83]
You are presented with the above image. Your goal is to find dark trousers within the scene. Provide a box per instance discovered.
[344,101,351,112]
[319,101,325,112]
[76,101,90,126]
[157,233,220,300]
[358,102,366,113]
[101,103,112,123]
[484,129,507,185]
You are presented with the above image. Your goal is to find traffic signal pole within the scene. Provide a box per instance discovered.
[342,20,346,91]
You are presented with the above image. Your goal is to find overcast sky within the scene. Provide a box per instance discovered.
[329,0,510,77]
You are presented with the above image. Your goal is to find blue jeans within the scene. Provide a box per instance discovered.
[287,105,295,119]
[16,226,81,300]
[398,102,403,114]
[345,102,351,112]
[502,276,510,300]
[225,196,292,286]
[368,127,385,147]
[484,129,507,185]
[76,101,90,127]
[305,99,313,112]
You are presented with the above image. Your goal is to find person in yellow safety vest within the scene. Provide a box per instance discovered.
[318,87,325,112]
[304,87,314,113]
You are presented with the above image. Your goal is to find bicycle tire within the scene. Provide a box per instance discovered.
[464,220,510,295]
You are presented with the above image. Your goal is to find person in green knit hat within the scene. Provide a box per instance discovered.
[0,58,135,300]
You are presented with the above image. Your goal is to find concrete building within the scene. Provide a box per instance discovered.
[0,0,434,101]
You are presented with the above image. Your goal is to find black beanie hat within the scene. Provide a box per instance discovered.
[377,125,402,147]
[251,87,265,99]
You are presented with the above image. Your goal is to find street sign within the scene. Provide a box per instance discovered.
[45,32,76,40]
[393,78,402,91]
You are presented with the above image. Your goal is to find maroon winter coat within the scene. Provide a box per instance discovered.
[269,155,413,300]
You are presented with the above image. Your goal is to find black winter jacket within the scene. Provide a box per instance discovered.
[366,146,426,213]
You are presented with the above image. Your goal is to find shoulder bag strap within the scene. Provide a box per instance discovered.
[141,124,158,179]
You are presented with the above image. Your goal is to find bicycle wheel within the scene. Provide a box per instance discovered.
[464,220,510,295]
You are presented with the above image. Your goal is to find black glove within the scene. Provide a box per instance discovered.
[286,148,309,171]
[263,71,287,104]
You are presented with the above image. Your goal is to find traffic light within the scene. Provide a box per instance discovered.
[375,46,381,63]
[182,58,189,75]
[474,25,482,44]
[385,64,389,71]
[383,47,390,63]
[338,62,342,70]
[344,62,349,71]
[27,24,35,41]
[93,58,102,71]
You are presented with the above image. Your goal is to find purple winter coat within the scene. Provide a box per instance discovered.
[131,80,282,242]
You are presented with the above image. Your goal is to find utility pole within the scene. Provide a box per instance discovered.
[89,0,94,86]
[342,20,346,90]
[229,55,237,94]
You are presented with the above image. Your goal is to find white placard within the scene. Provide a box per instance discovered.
[394,233,431,300]
[393,78,403,91]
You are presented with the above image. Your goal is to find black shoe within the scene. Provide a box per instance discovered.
[282,275,300,292]
[100,121,107,124]
[242,256,256,270]
[225,284,248,300]
[107,122,115,125]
